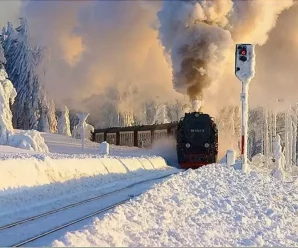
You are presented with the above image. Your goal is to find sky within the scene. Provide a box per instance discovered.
[0,0,298,118]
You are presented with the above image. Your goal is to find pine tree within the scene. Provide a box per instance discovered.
[2,18,57,132]
[0,42,6,69]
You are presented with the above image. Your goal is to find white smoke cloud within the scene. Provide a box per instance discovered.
[157,0,294,105]
[0,0,297,124]
[16,0,181,116]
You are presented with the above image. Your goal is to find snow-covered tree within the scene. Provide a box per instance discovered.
[57,106,71,137]
[3,19,38,129]
[119,112,135,126]
[271,134,285,180]
[144,101,157,125]
[38,101,50,132]
[0,68,17,144]
[0,42,5,69]
[72,116,94,140]
[152,104,170,124]
[248,107,265,158]
[216,105,241,158]
[167,99,188,122]
[69,110,79,132]
[47,99,57,133]
[2,18,57,132]
[0,68,48,152]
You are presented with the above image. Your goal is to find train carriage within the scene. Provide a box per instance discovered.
[119,131,134,146]
[153,129,168,141]
[94,132,105,143]
[105,127,119,145]
[137,130,152,148]
[106,133,117,145]
[92,122,178,148]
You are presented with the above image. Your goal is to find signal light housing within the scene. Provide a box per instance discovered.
[235,44,255,83]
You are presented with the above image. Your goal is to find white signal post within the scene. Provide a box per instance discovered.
[77,113,90,153]
[235,44,256,172]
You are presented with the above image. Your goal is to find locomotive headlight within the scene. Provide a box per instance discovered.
[204,143,210,148]
[186,143,190,148]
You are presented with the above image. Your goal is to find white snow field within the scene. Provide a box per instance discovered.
[0,132,179,234]
[0,132,297,247]
[52,164,298,247]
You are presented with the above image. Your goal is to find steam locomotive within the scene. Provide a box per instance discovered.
[176,112,218,169]
[92,111,218,169]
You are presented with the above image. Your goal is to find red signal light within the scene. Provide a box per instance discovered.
[241,50,246,55]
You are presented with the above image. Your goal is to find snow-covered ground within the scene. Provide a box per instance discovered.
[52,164,298,247]
[0,133,179,236]
[0,131,297,247]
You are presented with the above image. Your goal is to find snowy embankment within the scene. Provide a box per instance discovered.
[53,164,298,247]
[0,133,179,222]
[0,153,176,216]
[0,155,171,192]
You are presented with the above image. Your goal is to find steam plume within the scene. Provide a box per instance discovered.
[193,99,202,112]
[157,0,293,103]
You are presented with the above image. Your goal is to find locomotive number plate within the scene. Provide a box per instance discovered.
[191,129,205,133]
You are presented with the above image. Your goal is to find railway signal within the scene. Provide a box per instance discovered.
[235,44,255,172]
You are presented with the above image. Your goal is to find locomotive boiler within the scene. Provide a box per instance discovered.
[176,112,218,169]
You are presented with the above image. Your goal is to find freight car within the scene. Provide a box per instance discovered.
[176,112,218,169]
[92,123,177,148]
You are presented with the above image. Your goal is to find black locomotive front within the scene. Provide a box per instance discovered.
[176,112,218,169]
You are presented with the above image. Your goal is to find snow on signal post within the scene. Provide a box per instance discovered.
[235,44,255,172]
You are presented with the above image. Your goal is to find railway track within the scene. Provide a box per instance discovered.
[1,171,182,247]
[11,199,132,247]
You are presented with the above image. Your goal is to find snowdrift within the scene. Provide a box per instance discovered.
[52,164,298,247]
[9,130,49,153]
[0,155,171,192]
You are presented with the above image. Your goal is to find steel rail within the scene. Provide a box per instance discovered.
[1,172,180,232]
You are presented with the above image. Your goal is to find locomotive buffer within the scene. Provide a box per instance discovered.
[235,44,256,171]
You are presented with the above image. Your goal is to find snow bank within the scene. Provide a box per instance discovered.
[0,156,170,192]
[0,153,177,216]
[8,130,49,153]
[52,164,298,247]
